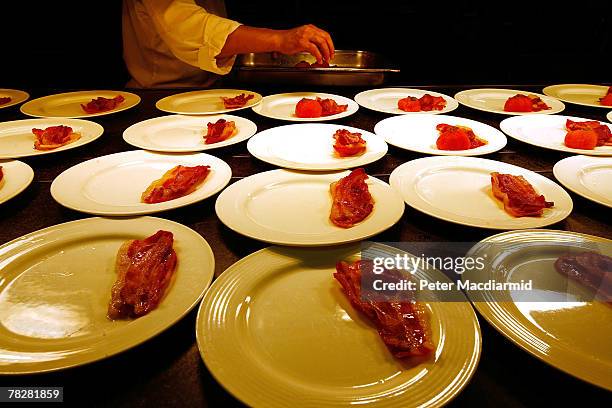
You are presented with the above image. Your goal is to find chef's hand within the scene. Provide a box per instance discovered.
[276,24,335,63]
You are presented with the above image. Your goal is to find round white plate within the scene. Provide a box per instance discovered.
[553,155,612,208]
[247,124,387,171]
[0,89,29,109]
[156,89,262,115]
[0,216,215,374]
[374,114,507,156]
[215,169,404,246]
[123,114,257,152]
[543,84,612,109]
[0,118,105,159]
[389,156,573,230]
[20,90,140,118]
[607,111,612,122]
[500,115,612,156]
[0,160,34,204]
[51,150,232,216]
[454,88,564,116]
[197,244,481,408]
[354,88,458,115]
[252,92,359,122]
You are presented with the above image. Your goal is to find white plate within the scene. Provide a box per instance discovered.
[156,89,262,115]
[500,115,612,156]
[354,88,458,115]
[215,169,404,246]
[0,89,29,109]
[553,155,612,208]
[374,114,507,156]
[252,92,359,122]
[389,156,573,230]
[247,124,387,170]
[454,88,565,116]
[607,111,612,122]
[0,160,34,204]
[0,118,105,159]
[51,150,232,216]
[20,90,140,118]
[197,244,481,408]
[123,114,257,152]
[0,216,215,374]
[543,84,612,109]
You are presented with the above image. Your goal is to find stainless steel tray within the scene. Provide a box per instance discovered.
[234,50,399,87]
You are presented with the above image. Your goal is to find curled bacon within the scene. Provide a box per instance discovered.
[221,93,254,109]
[333,129,367,157]
[295,97,348,118]
[555,252,612,303]
[32,125,81,151]
[503,94,551,112]
[0,166,3,183]
[141,165,210,204]
[398,94,446,112]
[330,168,374,228]
[435,123,487,150]
[566,119,611,147]
[318,97,348,116]
[0,97,11,106]
[204,119,237,144]
[491,172,554,217]
[81,95,125,114]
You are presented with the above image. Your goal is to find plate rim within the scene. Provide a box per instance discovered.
[0,159,34,204]
[553,155,612,208]
[354,87,459,115]
[453,88,565,116]
[155,88,263,115]
[542,84,612,109]
[251,92,359,122]
[20,90,141,118]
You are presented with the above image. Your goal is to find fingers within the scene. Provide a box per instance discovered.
[305,42,323,64]
[304,24,335,62]
[310,35,331,62]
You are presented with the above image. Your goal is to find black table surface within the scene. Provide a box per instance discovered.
[0,83,610,407]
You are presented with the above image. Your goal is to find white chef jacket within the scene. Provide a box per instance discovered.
[123,0,242,88]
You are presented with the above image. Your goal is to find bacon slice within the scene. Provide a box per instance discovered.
[32,125,81,151]
[204,119,237,144]
[566,119,611,147]
[0,97,11,106]
[0,166,3,184]
[294,60,330,68]
[398,94,447,112]
[141,165,210,204]
[435,123,487,150]
[318,97,348,116]
[294,97,348,118]
[107,230,178,319]
[491,172,554,217]
[333,129,367,157]
[503,94,551,112]
[555,252,612,303]
[221,93,254,109]
[334,260,434,358]
[330,168,374,228]
[81,95,125,114]
[599,86,612,106]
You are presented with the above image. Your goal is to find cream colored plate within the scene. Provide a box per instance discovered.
[374,114,507,156]
[0,160,34,204]
[543,84,611,109]
[51,150,231,216]
[553,155,612,208]
[20,90,140,118]
[389,156,573,230]
[354,88,458,115]
[197,244,481,407]
[0,216,215,374]
[0,89,29,109]
[252,92,359,122]
[123,114,257,152]
[607,111,612,122]
[247,124,387,171]
[500,115,612,156]
[215,169,404,246]
[464,229,612,390]
[156,89,262,115]
[0,118,104,159]
[454,88,564,116]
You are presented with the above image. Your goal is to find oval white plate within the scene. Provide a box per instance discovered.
[156,89,262,115]
[0,118,104,159]
[374,114,507,156]
[354,88,458,115]
[543,84,612,109]
[247,124,387,171]
[123,114,257,152]
[500,115,612,156]
[20,90,140,118]
[0,160,34,204]
[197,244,481,408]
[0,89,29,109]
[51,150,232,216]
[252,92,359,122]
[553,155,612,208]
[215,169,404,246]
[389,156,573,230]
[0,216,214,374]
[454,88,564,116]
[607,111,612,122]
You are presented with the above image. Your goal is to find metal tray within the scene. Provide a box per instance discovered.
[234,50,399,87]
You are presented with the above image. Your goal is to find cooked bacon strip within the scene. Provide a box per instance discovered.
[330,168,374,228]
[398,94,447,112]
[334,260,434,358]
[333,129,367,157]
[491,172,554,217]
[141,165,210,204]
[294,60,330,68]
[221,93,254,109]
[599,86,612,106]
[81,95,125,114]
[503,94,551,112]
[555,252,612,303]
[566,119,611,147]
[318,97,348,116]
[435,123,487,150]
[0,96,11,106]
[32,125,81,151]
[0,166,3,184]
[108,230,178,319]
[204,119,237,144]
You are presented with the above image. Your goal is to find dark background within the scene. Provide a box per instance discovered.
[1,0,610,89]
